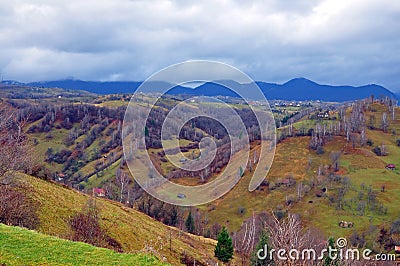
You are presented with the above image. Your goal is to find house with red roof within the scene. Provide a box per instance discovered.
[386,164,396,170]
[93,188,106,197]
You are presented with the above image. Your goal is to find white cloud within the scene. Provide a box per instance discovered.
[0,0,399,91]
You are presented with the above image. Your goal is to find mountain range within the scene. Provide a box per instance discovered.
[2,78,397,101]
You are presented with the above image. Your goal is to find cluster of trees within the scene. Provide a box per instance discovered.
[306,96,398,155]
[1,100,126,186]
[28,103,125,134]
[145,100,262,149]
[324,174,387,216]
[135,194,224,241]
[166,141,231,181]
[38,111,124,185]
[136,193,181,227]
[277,105,317,129]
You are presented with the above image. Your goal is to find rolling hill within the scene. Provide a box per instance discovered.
[2,173,222,265]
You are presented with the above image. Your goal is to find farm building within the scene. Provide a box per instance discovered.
[338,221,354,228]
[386,164,396,170]
[93,188,106,197]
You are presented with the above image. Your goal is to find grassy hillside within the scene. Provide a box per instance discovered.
[11,173,221,265]
[203,134,400,234]
[0,223,165,266]
[201,103,400,247]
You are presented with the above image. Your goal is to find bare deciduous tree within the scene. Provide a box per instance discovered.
[0,175,39,229]
[381,112,389,132]
[115,168,130,203]
[266,213,322,266]
[0,106,35,177]
[235,213,256,265]
[331,151,341,172]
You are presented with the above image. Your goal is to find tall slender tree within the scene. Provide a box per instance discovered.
[185,211,195,234]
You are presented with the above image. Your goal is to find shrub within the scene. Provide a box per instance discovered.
[180,253,207,266]
[273,209,286,221]
[390,218,400,234]
[372,146,382,156]
[316,146,325,155]
[372,145,388,156]
[68,198,122,252]
[366,139,374,146]
[268,181,276,190]
[0,176,39,229]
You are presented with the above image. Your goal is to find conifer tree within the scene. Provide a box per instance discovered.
[185,211,195,234]
[214,226,234,262]
[250,229,273,265]
[323,237,338,266]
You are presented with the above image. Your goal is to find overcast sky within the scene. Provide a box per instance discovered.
[0,0,399,91]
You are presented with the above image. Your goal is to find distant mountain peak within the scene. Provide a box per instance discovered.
[5,78,397,102]
[283,77,318,86]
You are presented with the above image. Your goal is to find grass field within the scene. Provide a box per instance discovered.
[0,223,166,266]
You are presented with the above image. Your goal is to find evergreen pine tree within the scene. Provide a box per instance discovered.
[323,237,338,266]
[250,229,273,265]
[214,226,234,262]
[185,211,195,234]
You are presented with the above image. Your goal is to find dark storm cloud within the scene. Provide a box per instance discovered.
[0,0,399,91]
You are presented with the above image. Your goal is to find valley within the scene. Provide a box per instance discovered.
[1,83,400,265]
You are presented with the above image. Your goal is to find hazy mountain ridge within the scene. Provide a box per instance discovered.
[1,77,397,101]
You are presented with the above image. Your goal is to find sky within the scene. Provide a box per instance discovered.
[0,0,399,92]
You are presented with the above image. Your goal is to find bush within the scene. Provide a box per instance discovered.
[69,198,122,252]
[372,146,382,156]
[0,177,39,229]
[372,145,388,156]
[396,139,400,147]
[273,209,286,221]
[316,146,325,155]
[349,231,365,248]
[180,253,207,266]
[268,181,276,190]
[366,139,374,146]
[390,218,400,234]
[286,194,296,205]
